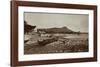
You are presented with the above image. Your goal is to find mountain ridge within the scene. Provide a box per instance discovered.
[37,26,74,34]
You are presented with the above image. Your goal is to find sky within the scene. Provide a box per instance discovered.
[24,12,89,32]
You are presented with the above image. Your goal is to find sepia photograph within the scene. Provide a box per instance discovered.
[24,12,89,54]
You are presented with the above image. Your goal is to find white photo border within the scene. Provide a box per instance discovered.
[18,6,94,61]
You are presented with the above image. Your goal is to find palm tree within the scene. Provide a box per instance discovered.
[24,21,36,34]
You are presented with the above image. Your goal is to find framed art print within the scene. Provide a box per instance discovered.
[11,1,97,66]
